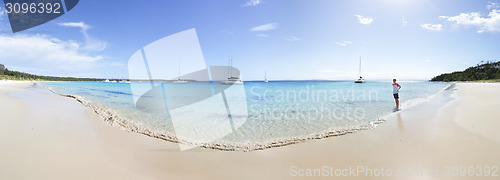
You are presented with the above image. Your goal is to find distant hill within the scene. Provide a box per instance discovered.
[0,63,108,81]
[431,61,500,82]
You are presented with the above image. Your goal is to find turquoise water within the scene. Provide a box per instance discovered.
[41,81,452,149]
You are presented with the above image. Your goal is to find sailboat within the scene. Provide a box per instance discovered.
[221,57,244,85]
[354,56,365,83]
[173,62,188,84]
[120,79,131,83]
[264,69,268,83]
[118,70,131,83]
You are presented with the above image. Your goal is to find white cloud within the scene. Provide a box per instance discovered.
[220,29,234,35]
[420,24,443,31]
[0,7,4,19]
[250,23,278,31]
[242,0,262,7]
[59,22,90,30]
[284,36,300,41]
[354,15,374,25]
[402,16,408,26]
[318,70,338,73]
[335,41,353,46]
[439,9,500,33]
[0,34,103,72]
[487,2,499,9]
[59,22,107,51]
[256,33,270,38]
[0,7,7,31]
[108,62,125,67]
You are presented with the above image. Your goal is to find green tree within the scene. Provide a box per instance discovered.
[0,64,4,75]
[431,61,500,81]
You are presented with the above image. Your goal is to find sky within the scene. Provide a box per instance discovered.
[0,0,499,80]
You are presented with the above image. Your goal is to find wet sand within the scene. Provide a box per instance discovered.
[0,81,499,179]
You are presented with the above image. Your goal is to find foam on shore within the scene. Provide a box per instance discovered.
[41,82,454,152]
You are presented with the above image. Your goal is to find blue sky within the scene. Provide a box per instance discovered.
[0,0,499,80]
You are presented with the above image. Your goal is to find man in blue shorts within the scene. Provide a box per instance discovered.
[393,79,401,110]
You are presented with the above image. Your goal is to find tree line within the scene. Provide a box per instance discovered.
[431,60,500,82]
[0,63,109,81]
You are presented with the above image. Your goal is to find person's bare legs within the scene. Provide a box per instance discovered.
[395,98,399,109]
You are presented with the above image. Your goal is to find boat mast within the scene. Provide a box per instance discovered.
[227,56,234,78]
[227,57,230,78]
[178,62,181,80]
[358,56,362,78]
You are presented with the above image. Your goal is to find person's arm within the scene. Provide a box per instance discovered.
[398,83,401,90]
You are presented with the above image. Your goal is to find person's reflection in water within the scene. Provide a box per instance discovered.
[397,113,403,131]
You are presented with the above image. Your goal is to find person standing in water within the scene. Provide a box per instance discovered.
[392,79,401,110]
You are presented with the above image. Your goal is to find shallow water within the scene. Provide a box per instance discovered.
[41,81,452,150]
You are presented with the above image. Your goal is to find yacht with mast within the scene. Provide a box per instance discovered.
[173,62,188,84]
[221,57,244,85]
[354,56,365,83]
[264,69,268,83]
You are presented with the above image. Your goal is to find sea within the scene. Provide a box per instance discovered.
[41,81,453,151]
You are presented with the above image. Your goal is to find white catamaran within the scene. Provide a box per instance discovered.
[221,57,244,85]
[354,56,365,83]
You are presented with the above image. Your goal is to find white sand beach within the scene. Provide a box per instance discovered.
[0,81,499,179]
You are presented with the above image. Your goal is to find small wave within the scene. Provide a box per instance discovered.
[40,82,453,152]
[377,83,455,125]
[401,83,455,110]
[41,83,390,152]
[86,88,134,96]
